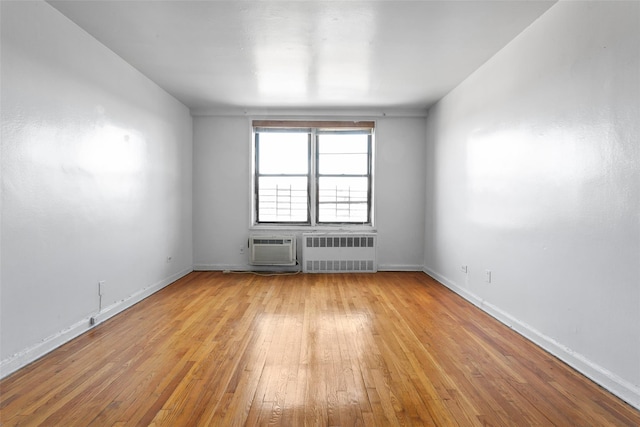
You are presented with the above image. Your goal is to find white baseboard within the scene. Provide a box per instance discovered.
[193,263,248,271]
[423,267,640,411]
[0,268,193,380]
[193,263,303,273]
[377,264,424,271]
[195,264,424,273]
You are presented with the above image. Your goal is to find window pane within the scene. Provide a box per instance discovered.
[317,133,369,175]
[319,203,368,223]
[318,177,368,202]
[318,176,369,223]
[318,153,368,175]
[318,133,369,153]
[258,176,308,222]
[258,132,309,174]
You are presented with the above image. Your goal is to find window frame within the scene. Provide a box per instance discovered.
[252,120,375,227]
[315,129,372,224]
[254,128,312,225]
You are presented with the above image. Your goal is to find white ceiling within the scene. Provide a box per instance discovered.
[48,1,556,113]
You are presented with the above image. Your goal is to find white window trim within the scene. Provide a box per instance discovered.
[250,119,376,231]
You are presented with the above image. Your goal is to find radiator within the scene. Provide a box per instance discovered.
[302,233,377,273]
[249,235,296,266]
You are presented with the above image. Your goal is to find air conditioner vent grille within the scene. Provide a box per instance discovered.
[253,238,291,245]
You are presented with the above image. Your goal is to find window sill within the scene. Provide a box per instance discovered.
[250,224,377,233]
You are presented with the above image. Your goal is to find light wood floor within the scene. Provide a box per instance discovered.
[1,271,638,426]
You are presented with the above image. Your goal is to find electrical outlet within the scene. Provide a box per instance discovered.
[485,270,492,283]
[239,247,245,254]
[461,265,468,273]
[166,255,172,263]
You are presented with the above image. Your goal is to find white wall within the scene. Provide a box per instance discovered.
[376,117,426,269]
[193,116,251,268]
[0,1,193,377]
[424,0,639,408]
[193,115,426,271]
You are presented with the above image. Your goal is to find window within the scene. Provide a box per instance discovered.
[255,129,310,223]
[253,120,374,226]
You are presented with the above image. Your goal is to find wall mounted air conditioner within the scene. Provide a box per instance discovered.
[249,235,296,266]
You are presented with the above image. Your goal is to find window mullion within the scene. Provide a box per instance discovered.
[368,133,372,224]
[310,129,317,226]
[254,132,260,223]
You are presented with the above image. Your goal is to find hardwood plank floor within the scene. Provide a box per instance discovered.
[1,271,638,426]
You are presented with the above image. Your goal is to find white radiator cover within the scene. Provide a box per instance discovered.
[302,233,377,273]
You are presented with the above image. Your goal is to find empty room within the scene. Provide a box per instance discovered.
[1,0,639,425]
